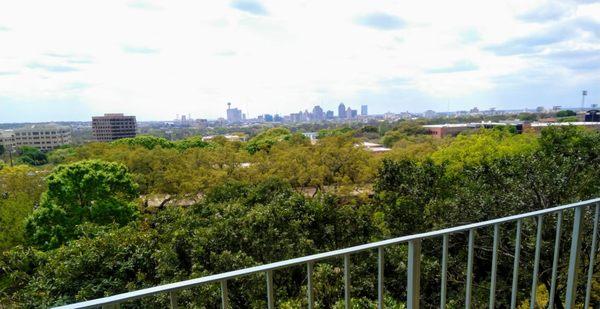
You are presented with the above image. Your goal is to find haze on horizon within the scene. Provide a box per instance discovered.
[1,0,599,123]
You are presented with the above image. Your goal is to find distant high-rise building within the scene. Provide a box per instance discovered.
[303,110,310,122]
[290,111,303,122]
[361,105,368,116]
[264,114,274,122]
[92,113,137,142]
[346,107,355,119]
[338,103,346,118]
[326,110,334,119]
[226,102,243,123]
[345,107,359,119]
[312,105,324,121]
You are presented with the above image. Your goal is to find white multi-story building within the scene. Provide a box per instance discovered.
[1,124,72,151]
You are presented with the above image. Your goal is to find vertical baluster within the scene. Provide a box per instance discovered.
[408,239,421,309]
[441,234,449,309]
[465,229,475,309]
[510,219,522,309]
[489,224,499,309]
[266,270,275,309]
[565,206,584,308]
[307,262,314,309]
[221,280,229,309]
[529,215,544,309]
[548,211,563,309]
[584,204,599,308]
[378,247,384,309]
[169,291,178,309]
[344,254,350,309]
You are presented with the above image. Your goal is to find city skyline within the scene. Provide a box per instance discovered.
[1,0,600,123]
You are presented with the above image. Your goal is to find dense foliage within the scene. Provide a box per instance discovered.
[0,124,598,308]
[556,110,576,118]
[25,160,138,250]
[18,146,48,166]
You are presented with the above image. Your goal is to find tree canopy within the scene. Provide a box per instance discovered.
[18,146,48,166]
[24,160,138,250]
[0,125,598,307]
[556,110,576,117]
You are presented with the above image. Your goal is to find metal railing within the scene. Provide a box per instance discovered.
[55,198,600,309]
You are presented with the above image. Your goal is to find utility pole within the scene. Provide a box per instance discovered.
[8,143,13,167]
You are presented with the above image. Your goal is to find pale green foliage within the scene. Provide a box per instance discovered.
[246,127,294,154]
[431,129,538,171]
[0,166,46,251]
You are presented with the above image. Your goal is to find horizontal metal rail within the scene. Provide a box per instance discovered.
[55,197,600,309]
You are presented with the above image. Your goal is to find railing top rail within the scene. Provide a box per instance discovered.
[54,197,600,309]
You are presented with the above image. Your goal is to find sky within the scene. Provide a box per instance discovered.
[1,0,600,122]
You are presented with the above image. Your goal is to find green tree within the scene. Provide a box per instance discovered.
[25,160,138,250]
[112,135,175,150]
[174,136,212,150]
[47,147,76,165]
[246,127,292,154]
[431,129,538,172]
[556,110,576,117]
[518,112,538,121]
[18,146,48,166]
[0,166,46,251]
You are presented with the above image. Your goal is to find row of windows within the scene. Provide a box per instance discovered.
[15,131,69,136]
[14,136,70,140]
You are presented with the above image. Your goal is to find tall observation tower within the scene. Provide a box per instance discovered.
[226,102,242,123]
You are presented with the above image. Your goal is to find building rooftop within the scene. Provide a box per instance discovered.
[423,122,509,128]
[15,123,70,132]
[530,122,600,127]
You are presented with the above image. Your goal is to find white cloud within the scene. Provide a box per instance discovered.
[0,0,599,122]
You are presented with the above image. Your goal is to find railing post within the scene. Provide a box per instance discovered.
[565,206,584,308]
[407,239,421,309]
[266,270,275,309]
[510,219,522,309]
[548,211,563,309]
[440,234,448,308]
[489,224,499,309]
[221,280,229,309]
[344,254,351,309]
[307,262,314,309]
[465,229,475,309]
[584,203,599,308]
[378,247,385,309]
[530,215,543,309]
[169,291,178,309]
